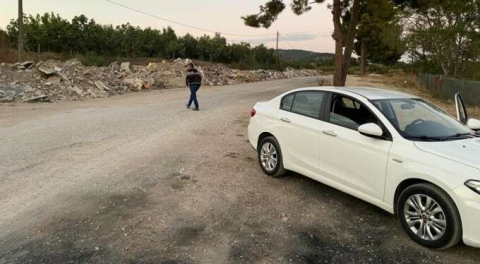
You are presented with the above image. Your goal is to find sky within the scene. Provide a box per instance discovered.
[0,0,335,53]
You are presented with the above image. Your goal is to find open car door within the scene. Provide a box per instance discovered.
[456,92,480,132]
[455,92,468,124]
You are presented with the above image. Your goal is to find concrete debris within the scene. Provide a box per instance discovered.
[16,61,35,70]
[0,58,321,103]
[46,76,61,86]
[95,81,111,91]
[120,62,133,74]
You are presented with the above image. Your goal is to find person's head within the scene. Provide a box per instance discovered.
[187,62,195,69]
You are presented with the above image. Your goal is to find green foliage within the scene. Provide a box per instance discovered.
[76,53,117,67]
[355,0,406,65]
[403,0,480,78]
[242,0,325,28]
[3,13,298,70]
[0,28,9,48]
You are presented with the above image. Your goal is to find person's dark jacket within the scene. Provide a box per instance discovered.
[186,69,202,87]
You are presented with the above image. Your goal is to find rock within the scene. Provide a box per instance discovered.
[68,86,85,96]
[87,88,98,98]
[95,81,111,91]
[56,72,70,84]
[23,95,48,102]
[18,61,35,70]
[47,76,62,86]
[120,62,133,74]
[122,78,136,86]
[54,66,63,72]
[38,65,56,76]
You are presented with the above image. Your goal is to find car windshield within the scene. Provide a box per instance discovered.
[372,98,473,141]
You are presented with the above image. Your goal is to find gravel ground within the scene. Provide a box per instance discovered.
[0,76,479,264]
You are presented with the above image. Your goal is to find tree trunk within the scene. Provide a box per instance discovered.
[340,0,361,85]
[360,40,367,76]
[332,0,361,86]
[332,0,344,86]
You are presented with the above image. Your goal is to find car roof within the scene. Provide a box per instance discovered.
[292,86,419,100]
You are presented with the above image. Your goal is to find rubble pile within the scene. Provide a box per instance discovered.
[0,58,320,103]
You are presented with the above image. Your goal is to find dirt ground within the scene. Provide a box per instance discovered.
[0,76,479,264]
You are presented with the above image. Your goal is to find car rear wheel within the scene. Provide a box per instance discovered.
[397,183,462,249]
[258,137,286,177]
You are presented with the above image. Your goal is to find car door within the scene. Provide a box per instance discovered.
[275,91,327,177]
[455,92,468,124]
[318,93,393,201]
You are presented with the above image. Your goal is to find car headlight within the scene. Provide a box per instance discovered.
[465,180,480,194]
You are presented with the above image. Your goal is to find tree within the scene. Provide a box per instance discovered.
[403,0,480,77]
[243,0,362,86]
[4,12,291,70]
[355,0,405,75]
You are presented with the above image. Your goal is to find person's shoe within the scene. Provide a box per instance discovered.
[186,104,190,109]
[192,108,200,111]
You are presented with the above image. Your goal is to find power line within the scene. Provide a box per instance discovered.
[279,33,296,50]
[105,0,279,37]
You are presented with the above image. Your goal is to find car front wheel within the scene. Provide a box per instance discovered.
[258,136,286,177]
[397,183,462,249]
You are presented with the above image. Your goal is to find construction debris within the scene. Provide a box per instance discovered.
[0,58,321,103]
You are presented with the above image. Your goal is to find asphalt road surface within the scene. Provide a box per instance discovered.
[1,77,479,264]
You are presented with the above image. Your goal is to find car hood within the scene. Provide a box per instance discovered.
[415,138,480,170]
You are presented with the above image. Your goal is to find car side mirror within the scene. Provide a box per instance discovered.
[467,118,480,131]
[358,123,384,138]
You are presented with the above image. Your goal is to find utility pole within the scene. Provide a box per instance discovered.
[18,0,25,62]
[276,31,279,68]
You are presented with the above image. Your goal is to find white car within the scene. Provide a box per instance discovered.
[248,87,480,249]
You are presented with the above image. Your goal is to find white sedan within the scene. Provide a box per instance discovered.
[248,87,480,249]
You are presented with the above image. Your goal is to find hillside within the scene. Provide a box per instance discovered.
[278,49,335,62]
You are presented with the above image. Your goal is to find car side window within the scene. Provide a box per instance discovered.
[291,91,325,118]
[280,93,295,111]
[329,94,378,130]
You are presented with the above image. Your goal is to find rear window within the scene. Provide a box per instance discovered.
[291,91,325,118]
[280,93,295,111]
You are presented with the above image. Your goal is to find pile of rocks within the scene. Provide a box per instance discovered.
[0,58,321,103]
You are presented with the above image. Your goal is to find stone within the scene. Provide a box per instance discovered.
[38,65,56,76]
[120,62,133,74]
[19,61,35,70]
[95,81,111,91]
[47,77,62,86]
[68,86,84,96]
[23,95,48,102]
[56,72,70,84]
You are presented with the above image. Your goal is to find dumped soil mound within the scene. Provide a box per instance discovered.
[0,59,321,103]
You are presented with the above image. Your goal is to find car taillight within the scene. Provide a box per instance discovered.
[250,109,257,117]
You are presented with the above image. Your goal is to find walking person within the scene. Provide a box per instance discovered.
[185,63,202,111]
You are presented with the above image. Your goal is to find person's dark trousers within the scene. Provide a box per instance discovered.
[187,84,201,109]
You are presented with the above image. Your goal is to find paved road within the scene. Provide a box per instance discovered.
[0,77,479,264]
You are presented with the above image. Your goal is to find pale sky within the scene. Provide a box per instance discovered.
[0,0,335,53]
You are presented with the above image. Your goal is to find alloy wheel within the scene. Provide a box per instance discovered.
[404,194,447,241]
[260,142,278,172]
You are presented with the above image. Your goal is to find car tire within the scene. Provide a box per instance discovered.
[397,183,462,250]
[257,136,286,177]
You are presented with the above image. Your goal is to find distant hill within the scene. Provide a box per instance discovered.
[278,49,335,62]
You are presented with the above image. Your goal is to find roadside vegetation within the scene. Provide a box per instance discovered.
[1,14,298,70]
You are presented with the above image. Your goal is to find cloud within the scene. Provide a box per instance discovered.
[229,33,319,45]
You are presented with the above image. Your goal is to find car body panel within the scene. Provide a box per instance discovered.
[319,121,392,201]
[415,139,480,171]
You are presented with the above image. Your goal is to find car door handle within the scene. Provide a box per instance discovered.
[280,118,291,123]
[322,130,337,137]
